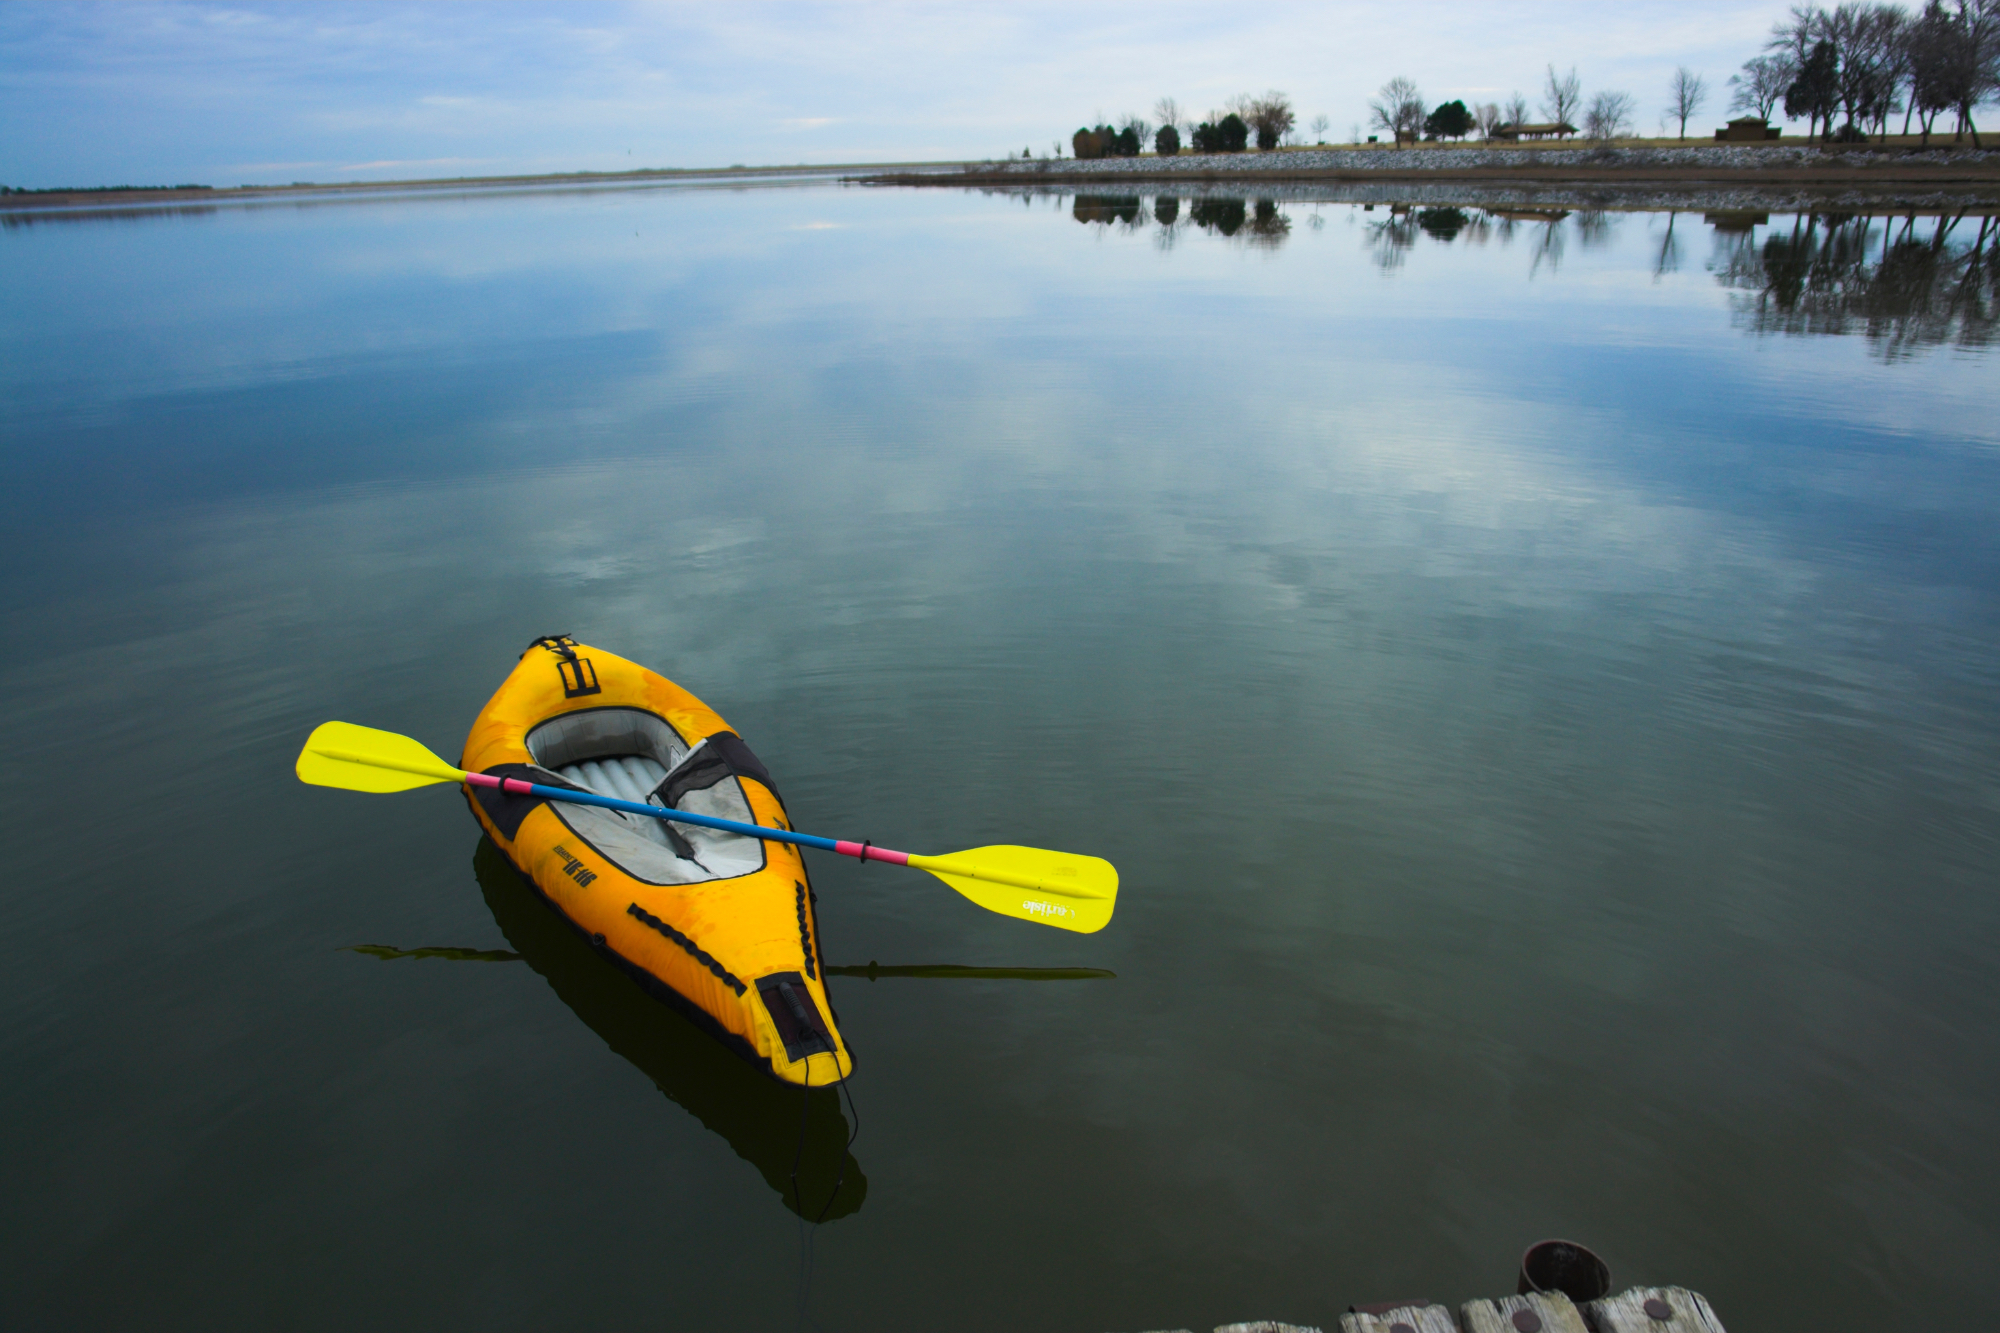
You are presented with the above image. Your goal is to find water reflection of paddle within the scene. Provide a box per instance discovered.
[825,963,1115,981]
[344,944,523,962]
[470,837,867,1221]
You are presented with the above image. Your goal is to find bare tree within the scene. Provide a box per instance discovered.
[1868,4,1914,136]
[1906,0,1961,142]
[1370,77,1427,146]
[1474,102,1504,137]
[1935,0,2000,146]
[1876,7,1918,133]
[1765,0,1836,137]
[1504,92,1530,129]
[1584,89,1636,140]
[1668,66,1708,137]
[1767,4,1821,67]
[1729,53,1796,121]
[1821,2,1910,136]
[1309,113,1331,143]
[1121,113,1153,145]
[1153,97,1185,136]
[1244,91,1296,149]
[1542,64,1583,126]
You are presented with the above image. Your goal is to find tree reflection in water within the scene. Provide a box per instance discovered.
[1416,207,1470,241]
[1365,206,1419,270]
[1070,194,1293,250]
[1188,197,1246,236]
[1244,199,1290,248]
[1713,212,1998,358]
[1653,212,1684,280]
[1054,190,1995,355]
[1573,210,1619,249]
[1370,205,1521,270]
[1072,194,1141,226]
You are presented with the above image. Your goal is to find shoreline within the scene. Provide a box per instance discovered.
[7,143,1997,221]
[865,142,2000,205]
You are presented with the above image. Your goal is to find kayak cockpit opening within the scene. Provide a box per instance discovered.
[523,707,764,885]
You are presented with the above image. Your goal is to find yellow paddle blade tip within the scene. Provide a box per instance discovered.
[913,845,1119,934]
[295,721,464,793]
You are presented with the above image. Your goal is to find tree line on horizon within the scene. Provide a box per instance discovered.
[1048,0,1996,160]
[1071,93,1299,159]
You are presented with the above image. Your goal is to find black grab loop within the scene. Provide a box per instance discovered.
[859,840,873,865]
[523,633,580,662]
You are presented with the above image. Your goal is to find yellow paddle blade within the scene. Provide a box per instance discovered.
[295,721,466,793]
[907,845,1119,934]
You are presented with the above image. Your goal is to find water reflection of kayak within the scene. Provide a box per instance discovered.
[474,837,866,1220]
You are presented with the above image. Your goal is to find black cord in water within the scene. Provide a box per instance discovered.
[812,1062,860,1225]
[788,1048,814,1215]
[837,1065,861,1150]
[789,1047,864,1333]
[784,1044,864,1227]
[792,1059,813,1333]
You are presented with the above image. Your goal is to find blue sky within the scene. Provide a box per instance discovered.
[3,1,1798,188]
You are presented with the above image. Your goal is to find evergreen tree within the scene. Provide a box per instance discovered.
[1785,40,1841,143]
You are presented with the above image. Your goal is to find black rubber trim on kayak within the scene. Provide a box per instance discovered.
[657,730,781,808]
[794,881,817,980]
[758,971,834,1062]
[470,762,588,841]
[627,902,748,996]
[797,862,841,1027]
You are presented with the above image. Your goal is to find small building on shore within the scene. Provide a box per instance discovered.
[1493,122,1577,141]
[1715,116,1782,141]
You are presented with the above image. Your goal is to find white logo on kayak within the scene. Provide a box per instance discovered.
[1023,899,1073,918]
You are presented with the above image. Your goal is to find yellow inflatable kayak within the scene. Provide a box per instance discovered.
[460,636,853,1087]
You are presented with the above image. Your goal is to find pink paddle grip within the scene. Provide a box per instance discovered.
[835,840,909,865]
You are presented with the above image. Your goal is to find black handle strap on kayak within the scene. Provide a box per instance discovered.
[524,633,580,662]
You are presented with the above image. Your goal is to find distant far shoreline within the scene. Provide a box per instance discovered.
[0,161,969,214]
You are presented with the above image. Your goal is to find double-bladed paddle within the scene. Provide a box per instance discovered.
[295,721,1117,933]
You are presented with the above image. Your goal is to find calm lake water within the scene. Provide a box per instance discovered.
[3,182,1997,1332]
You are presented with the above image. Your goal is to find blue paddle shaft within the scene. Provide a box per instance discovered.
[520,780,841,854]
